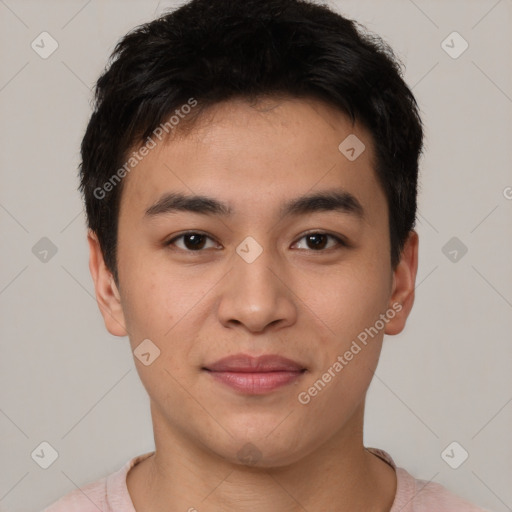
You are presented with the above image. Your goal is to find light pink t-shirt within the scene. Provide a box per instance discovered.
[42,448,489,511]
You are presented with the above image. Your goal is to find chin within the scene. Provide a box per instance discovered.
[210,433,315,469]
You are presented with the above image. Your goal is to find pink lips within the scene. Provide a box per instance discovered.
[203,354,306,394]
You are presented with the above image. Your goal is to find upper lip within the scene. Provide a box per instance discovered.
[203,354,306,373]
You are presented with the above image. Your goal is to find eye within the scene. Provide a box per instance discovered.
[293,232,348,251]
[165,232,218,251]
[165,231,348,252]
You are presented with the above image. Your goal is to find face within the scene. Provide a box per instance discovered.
[89,97,418,467]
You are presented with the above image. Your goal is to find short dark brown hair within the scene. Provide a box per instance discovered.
[79,0,424,284]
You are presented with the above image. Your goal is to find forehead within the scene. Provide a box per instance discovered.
[118,97,384,222]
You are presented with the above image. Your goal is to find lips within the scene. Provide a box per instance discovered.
[203,354,306,373]
[203,354,307,394]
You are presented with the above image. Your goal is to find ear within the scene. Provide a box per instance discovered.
[87,229,128,337]
[384,230,419,336]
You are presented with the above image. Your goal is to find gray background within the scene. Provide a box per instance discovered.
[1,0,511,511]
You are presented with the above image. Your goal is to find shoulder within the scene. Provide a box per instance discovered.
[41,477,108,512]
[367,448,491,512]
[394,467,490,511]
[41,452,155,512]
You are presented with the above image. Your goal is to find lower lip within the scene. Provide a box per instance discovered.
[205,370,305,394]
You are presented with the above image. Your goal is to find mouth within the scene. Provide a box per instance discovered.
[202,354,307,395]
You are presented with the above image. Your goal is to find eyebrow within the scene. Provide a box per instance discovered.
[144,190,365,221]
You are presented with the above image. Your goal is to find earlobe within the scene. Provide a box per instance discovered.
[87,229,128,337]
[384,230,419,336]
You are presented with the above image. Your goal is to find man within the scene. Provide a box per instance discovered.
[43,0,487,510]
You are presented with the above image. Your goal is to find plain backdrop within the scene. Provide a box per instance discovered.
[0,0,511,511]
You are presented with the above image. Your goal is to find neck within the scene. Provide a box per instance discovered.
[127,402,396,512]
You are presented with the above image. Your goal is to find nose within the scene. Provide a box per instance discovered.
[217,243,298,333]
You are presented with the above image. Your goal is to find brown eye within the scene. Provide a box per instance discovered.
[294,232,347,251]
[166,232,217,251]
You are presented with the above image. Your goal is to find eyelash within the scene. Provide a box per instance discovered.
[164,231,349,252]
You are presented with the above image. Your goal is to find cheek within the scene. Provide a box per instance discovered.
[295,258,391,343]
[118,270,175,362]
[118,240,181,335]
[119,263,208,374]
[301,256,391,412]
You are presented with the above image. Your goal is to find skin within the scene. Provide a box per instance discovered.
[88,96,418,512]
